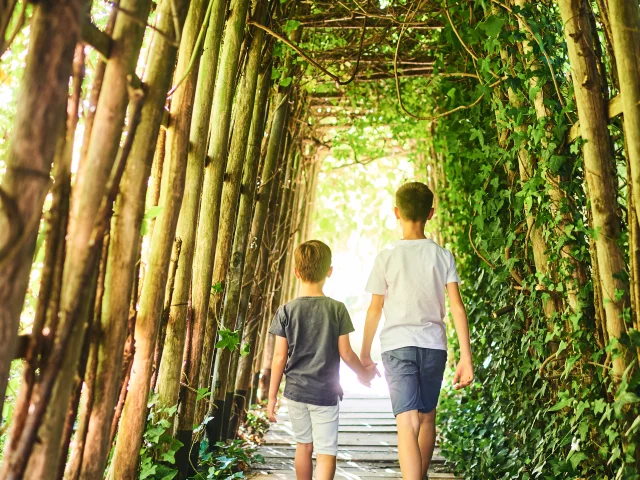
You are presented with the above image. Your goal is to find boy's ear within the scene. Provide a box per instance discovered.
[326,266,333,278]
[294,267,301,280]
[428,208,435,220]
[394,206,401,220]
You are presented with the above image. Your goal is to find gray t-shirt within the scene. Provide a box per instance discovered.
[269,296,355,406]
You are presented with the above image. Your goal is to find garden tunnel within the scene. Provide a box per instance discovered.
[0,0,640,479]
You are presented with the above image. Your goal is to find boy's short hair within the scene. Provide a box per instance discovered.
[294,240,332,283]
[396,182,434,222]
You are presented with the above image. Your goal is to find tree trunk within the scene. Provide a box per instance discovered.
[558,0,630,378]
[194,1,267,444]
[608,1,640,229]
[176,0,252,453]
[204,40,297,444]
[59,234,107,480]
[4,82,145,480]
[75,0,192,475]
[0,0,82,423]
[149,0,213,419]
[154,0,228,436]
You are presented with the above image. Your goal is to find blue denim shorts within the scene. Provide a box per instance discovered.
[381,346,447,416]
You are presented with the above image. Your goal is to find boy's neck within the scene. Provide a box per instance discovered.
[400,220,427,240]
[298,281,326,297]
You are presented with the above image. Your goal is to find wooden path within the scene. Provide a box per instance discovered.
[251,374,459,479]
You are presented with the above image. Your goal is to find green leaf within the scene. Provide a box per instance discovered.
[625,415,640,437]
[283,19,301,35]
[280,76,292,87]
[240,343,250,357]
[482,15,505,37]
[212,281,224,294]
[569,451,587,470]
[216,329,241,351]
[144,205,163,220]
[548,397,572,412]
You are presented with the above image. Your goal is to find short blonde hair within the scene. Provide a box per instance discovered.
[294,240,332,283]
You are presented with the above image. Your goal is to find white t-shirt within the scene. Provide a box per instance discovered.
[365,238,461,353]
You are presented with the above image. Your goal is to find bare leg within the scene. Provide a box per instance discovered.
[294,442,313,480]
[396,410,422,480]
[315,454,337,480]
[418,410,437,478]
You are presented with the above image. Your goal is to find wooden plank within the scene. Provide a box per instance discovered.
[338,418,397,426]
[335,412,395,419]
[270,423,398,433]
[264,431,399,447]
[257,446,445,464]
[251,469,460,479]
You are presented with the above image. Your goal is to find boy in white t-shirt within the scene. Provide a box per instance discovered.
[361,182,474,480]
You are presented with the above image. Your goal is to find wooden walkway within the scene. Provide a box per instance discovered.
[251,375,458,479]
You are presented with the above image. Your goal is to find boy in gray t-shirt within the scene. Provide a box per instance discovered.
[268,240,378,480]
[361,182,474,480]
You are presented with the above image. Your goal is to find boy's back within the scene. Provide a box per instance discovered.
[267,239,377,480]
[269,296,353,406]
[360,182,473,480]
[366,238,460,352]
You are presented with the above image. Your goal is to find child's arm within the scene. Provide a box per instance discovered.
[360,294,384,367]
[446,282,474,389]
[267,336,288,422]
[338,334,379,385]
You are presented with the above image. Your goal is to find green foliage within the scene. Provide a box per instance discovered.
[215,328,248,356]
[420,2,640,479]
[190,439,264,480]
[212,281,224,294]
[139,396,183,480]
[238,406,271,443]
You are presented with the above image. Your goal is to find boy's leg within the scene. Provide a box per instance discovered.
[308,403,339,480]
[315,454,337,480]
[395,410,423,480]
[288,400,314,480]
[418,409,436,478]
[294,443,314,480]
[381,348,423,480]
[416,349,447,479]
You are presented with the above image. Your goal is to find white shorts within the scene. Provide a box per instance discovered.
[287,399,339,456]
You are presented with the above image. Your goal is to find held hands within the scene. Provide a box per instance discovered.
[358,355,381,387]
[453,357,474,390]
[267,397,278,423]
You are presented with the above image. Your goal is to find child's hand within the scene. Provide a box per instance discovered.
[453,357,474,390]
[267,397,278,422]
[361,355,375,369]
[358,363,381,387]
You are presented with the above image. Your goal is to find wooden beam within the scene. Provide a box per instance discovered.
[81,19,144,91]
[295,13,442,30]
[81,19,112,59]
[569,94,623,142]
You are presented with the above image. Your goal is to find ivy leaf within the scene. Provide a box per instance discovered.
[216,329,241,351]
[625,415,640,437]
[212,281,224,294]
[280,76,292,87]
[569,452,587,470]
[283,19,301,35]
[197,387,211,402]
[548,396,572,412]
[240,343,251,357]
[482,16,505,37]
